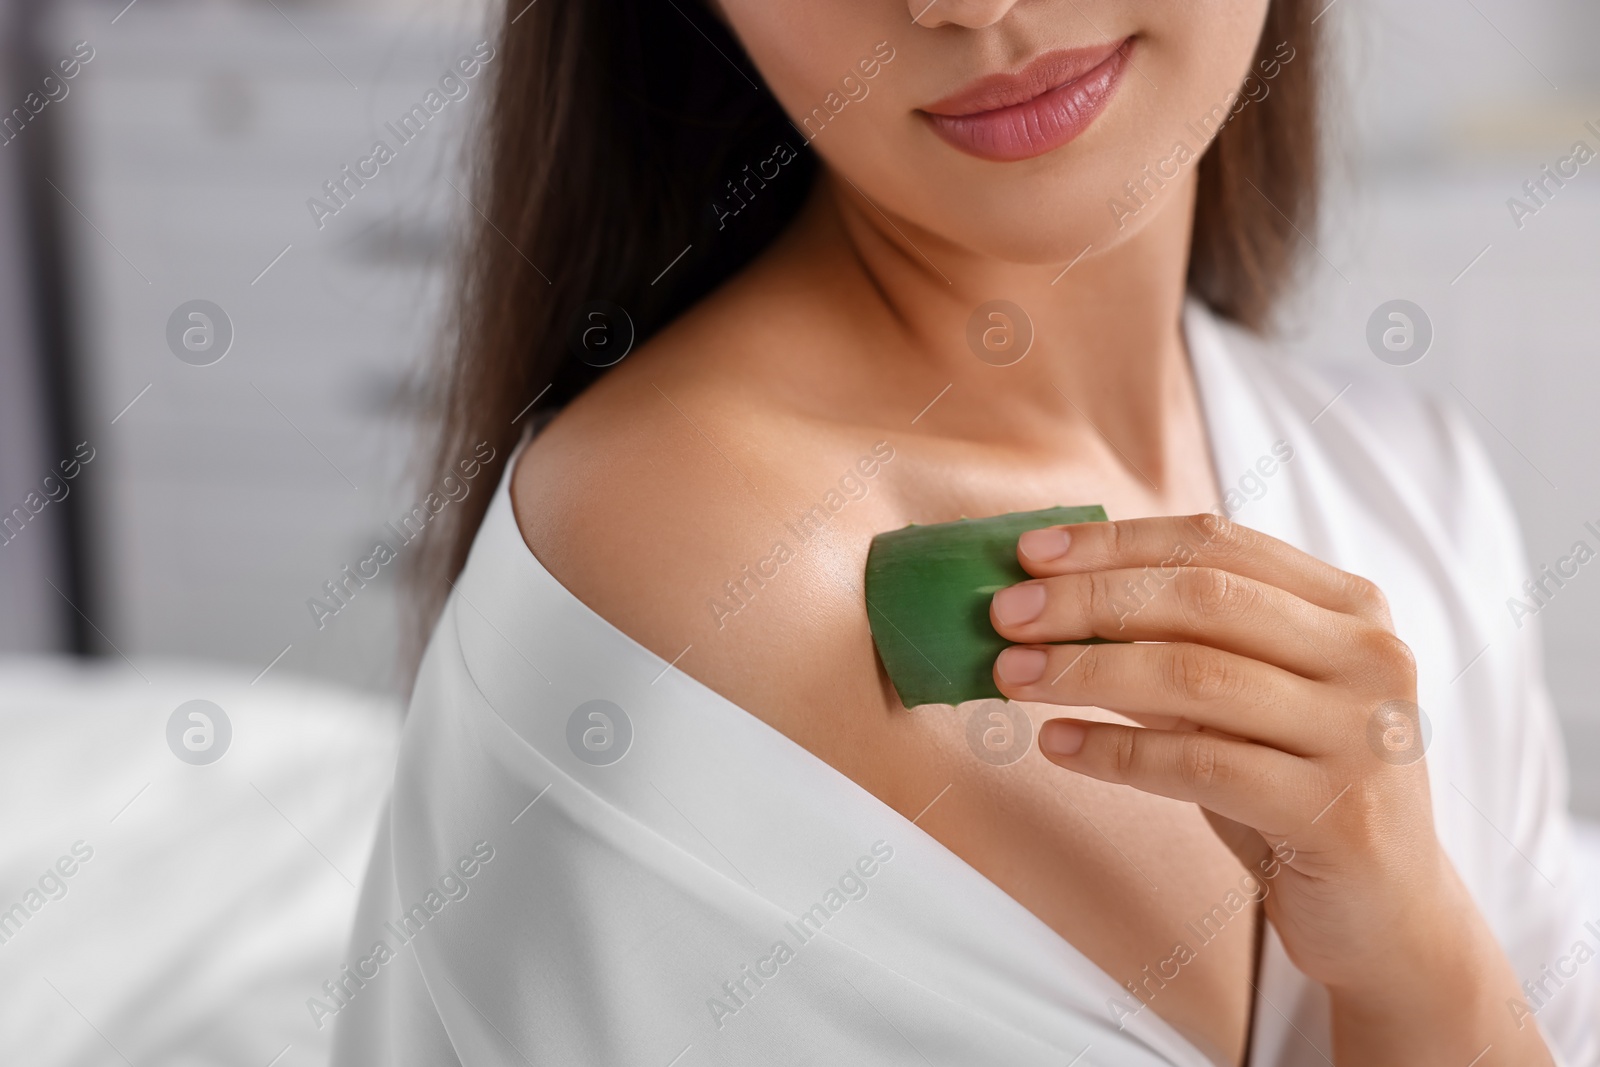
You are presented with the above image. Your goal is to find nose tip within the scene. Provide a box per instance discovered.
[910,0,1023,29]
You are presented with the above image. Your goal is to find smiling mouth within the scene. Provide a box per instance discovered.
[919,37,1135,163]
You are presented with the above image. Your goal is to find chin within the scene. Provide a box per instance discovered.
[947,193,1182,266]
[848,159,1192,269]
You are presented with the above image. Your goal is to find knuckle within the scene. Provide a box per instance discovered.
[1084,571,1115,628]
[1343,572,1391,617]
[1070,643,1104,693]
[1178,734,1226,791]
[1104,519,1129,562]
[1166,643,1235,704]
[1108,727,1139,782]
[1193,511,1241,555]
[1179,567,1238,621]
[1358,628,1417,680]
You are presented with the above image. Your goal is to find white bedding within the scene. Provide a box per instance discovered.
[0,656,399,1067]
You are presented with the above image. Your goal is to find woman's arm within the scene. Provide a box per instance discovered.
[989,513,1555,1066]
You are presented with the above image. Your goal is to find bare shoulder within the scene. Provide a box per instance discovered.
[509,275,908,757]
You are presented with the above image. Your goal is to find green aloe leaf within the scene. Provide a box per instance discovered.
[865,504,1109,709]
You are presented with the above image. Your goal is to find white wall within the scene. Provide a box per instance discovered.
[1283,0,1600,811]
[45,0,490,693]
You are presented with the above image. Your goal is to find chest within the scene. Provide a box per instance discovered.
[779,675,1261,1065]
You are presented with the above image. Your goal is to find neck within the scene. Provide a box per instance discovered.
[783,168,1205,493]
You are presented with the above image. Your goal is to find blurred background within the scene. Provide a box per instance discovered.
[1,0,1597,1062]
[0,0,488,691]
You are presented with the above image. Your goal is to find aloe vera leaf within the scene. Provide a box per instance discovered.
[864,504,1109,709]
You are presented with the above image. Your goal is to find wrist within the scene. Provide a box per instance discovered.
[1328,936,1496,1049]
[1324,860,1553,1066]
[1325,856,1480,1008]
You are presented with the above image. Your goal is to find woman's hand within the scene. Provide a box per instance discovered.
[989,514,1552,1066]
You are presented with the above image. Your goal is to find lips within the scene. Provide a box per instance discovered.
[920,38,1134,163]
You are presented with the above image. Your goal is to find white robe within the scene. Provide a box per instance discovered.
[331,300,1598,1066]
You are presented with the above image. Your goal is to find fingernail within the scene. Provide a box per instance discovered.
[996,646,1047,685]
[992,582,1046,626]
[1019,527,1071,562]
[1040,720,1086,757]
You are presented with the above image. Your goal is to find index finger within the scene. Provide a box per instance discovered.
[1016,513,1392,625]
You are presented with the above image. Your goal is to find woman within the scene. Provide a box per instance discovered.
[333,1,1596,1064]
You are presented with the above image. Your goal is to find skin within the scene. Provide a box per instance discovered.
[511,1,1555,1063]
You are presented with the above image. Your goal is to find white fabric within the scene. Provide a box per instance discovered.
[0,656,399,1067]
[333,300,1599,1066]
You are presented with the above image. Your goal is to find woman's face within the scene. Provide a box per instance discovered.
[714,0,1276,264]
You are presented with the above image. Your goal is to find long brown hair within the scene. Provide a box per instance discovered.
[406,0,1321,680]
